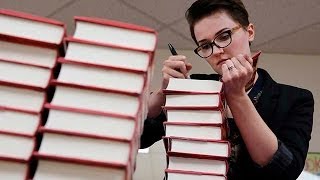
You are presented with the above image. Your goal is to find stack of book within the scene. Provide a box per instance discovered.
[32,16,157,180]
[163,78,229,180]
[0,9,66,179]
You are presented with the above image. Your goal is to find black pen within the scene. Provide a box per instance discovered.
[168,43,178,55]
[168,43,190,79]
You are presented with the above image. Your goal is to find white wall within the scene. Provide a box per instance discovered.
[133,49,320,180]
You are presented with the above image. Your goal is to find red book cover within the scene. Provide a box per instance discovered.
[74,16,157,52]
[163,92,225,110]
[163,108,226,125]
[0,82,46,113]
[0,9,66,45]
[58,57,147,75]
[0,156,30,180]
[164,122,227,141]
[57,57,148,94]
[0,59,53,90]
[0,131,36,161]
[49,80,143,118]
[0,34,60,69]
[0,33,62,51]
[64,37,153,72]
[36,127,137,167]
[33,153,131,180]
[44,103,140,141]
[164,136,231,159]
[0,107,41,137]
[165,169,227,180]
[167,152,229,176]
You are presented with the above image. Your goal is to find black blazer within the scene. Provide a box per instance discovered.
[140,68,314,179]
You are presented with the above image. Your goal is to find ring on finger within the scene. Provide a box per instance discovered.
[228,66,235,71]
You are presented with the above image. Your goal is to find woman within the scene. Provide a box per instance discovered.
[140,0,314,179]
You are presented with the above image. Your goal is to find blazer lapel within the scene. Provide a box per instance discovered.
[255,69,280,128]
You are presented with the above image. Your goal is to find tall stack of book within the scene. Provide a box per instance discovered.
[32,16,157,180]
[163,78,230,180]
[0,9,66,179]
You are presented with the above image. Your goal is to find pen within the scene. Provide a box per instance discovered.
[251,51,262,68]
[167,43,190,79]
[245,51,262,91]
[168,43,178,55]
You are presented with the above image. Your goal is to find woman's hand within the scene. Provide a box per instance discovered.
[147,55,192,118]
[221,54,254,97]
[161,55,192,89]
[221,54,278,167]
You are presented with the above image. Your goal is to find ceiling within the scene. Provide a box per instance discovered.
[1,0,320,55]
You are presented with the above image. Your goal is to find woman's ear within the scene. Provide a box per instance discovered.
[247,23,255,43]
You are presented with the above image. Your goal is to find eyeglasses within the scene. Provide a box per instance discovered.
[194,25,242,58]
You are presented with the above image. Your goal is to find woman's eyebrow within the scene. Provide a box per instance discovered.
[197,27,229,44]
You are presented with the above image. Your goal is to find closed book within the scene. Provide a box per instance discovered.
[164,93,223,110]
[0,59,52,89]
[0,83,46,113]
[37,128,134,165]
[33,155,130,180]
[64,37,152,72]
[164,122,225,141]
[0,158,29,180]
[73,16,157,51]
[164,78,223,94]
[50,81,142,117]
[44,104,138,141]
[165,169,226,180]
[165,108,224,124]
[57,58,147,94]
[164,78,224,109]
[0,107,40,136]
[0,9,66,45]
[166,137,230,159]
[0,132,35,161]
[167,152,228,176]
[0,36,59,68]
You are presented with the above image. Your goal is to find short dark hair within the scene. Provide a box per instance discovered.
[186,0,250,45]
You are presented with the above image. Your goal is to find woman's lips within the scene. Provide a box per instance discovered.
[217,59,228,66]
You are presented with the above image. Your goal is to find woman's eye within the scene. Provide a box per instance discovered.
[216,32,230,41]
[200,44,211,50]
